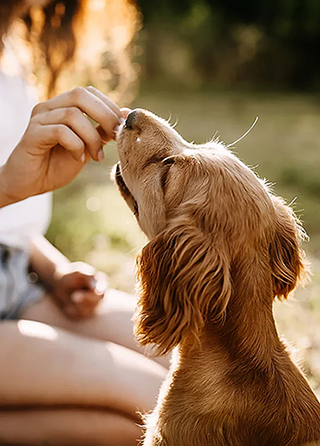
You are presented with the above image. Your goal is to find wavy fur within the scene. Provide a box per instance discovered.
[115,109,320,446]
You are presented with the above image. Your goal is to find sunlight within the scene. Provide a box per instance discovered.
[17,320,58,341]
[89,0,106,12]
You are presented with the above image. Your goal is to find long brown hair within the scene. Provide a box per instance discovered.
[0,0,139,99]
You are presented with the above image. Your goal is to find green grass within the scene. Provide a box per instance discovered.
[47,89,320,394]
[47,153,147,293]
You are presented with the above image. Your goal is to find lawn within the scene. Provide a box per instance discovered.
[47,88,320,395]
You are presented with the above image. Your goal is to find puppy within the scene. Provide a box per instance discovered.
[115,109,320,446]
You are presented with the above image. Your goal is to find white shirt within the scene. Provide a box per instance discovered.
[0,44,52,250]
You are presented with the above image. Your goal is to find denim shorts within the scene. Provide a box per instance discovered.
[0,244,45,320]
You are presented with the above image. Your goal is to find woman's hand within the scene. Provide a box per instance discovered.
[0,87,124,207]
[52,261,108,319]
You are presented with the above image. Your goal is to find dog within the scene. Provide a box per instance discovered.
[114,108,320,446]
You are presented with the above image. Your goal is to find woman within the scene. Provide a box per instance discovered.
[0,1,167,445]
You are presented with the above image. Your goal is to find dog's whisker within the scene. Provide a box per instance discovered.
[227,116,259,147]
[208,131,220,145]
[162,154,182,163]
[289,196,298,207]
[171,117,179,129]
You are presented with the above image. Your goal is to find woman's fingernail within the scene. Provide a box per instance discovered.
[121,108,131,119]
[81,153,86,163]
[71,291,84,303]
[95,279,107,295]
[90,278,97,289]
[98,149,105,162]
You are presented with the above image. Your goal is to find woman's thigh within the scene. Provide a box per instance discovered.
[0,408,141,446]
[21,290,170,368]
[0,320,166,415]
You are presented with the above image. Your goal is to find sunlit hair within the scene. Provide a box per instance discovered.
[0,0,140,100]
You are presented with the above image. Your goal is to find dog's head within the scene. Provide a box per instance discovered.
[115,109,306,354]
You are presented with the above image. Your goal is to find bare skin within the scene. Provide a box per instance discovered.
[0,409,141,446]
[0,316,166,412]
[0,80,164,443]
[21,288,170,368]
[0,86,126,207]
[26,235,169,369]
[0,15,162,439]
[0,316,167,445]
[0,234,168,445]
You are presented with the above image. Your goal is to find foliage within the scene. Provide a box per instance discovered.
[135,0,320,89]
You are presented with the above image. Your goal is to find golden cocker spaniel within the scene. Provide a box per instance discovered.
[115,109,320,446]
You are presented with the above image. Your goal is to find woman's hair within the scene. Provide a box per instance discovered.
[0,0,139,99]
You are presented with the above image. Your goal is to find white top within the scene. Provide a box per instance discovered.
[0,41,52,250]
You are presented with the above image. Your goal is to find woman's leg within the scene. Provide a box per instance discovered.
[21,289,170,368]
[0,409,141,446]
[0,320,166,415]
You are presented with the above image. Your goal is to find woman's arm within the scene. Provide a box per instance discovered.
[30,235,70,289]
[0,166,16,208]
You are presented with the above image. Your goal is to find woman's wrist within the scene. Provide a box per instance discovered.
[0,165,18,208]
[30,236,70,291]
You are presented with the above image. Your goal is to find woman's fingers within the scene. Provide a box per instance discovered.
[96,125,112,145]
[71,290,103,307]
[85,86,123,119]
[96,108,130,145]
[64,291,102,320]
[120,107,131,119]
[33,87,121,141]
[85,90,131,142]
[38,124,85,161]
[38,108,103,161]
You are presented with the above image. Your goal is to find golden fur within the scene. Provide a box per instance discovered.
[115,109,320,446]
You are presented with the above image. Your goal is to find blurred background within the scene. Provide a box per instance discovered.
[46,0,320,393]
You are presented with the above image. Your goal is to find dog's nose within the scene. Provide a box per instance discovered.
[125,110,137,130]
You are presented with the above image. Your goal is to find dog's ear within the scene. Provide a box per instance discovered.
[269,197,307,299]
[135,222,232,355]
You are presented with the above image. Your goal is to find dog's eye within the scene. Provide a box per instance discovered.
[160,158,174,191]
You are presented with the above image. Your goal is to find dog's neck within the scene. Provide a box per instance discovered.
[176,259,320,444]
[215,261,280,372]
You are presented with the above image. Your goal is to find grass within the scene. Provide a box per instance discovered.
[47,88,320,395]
